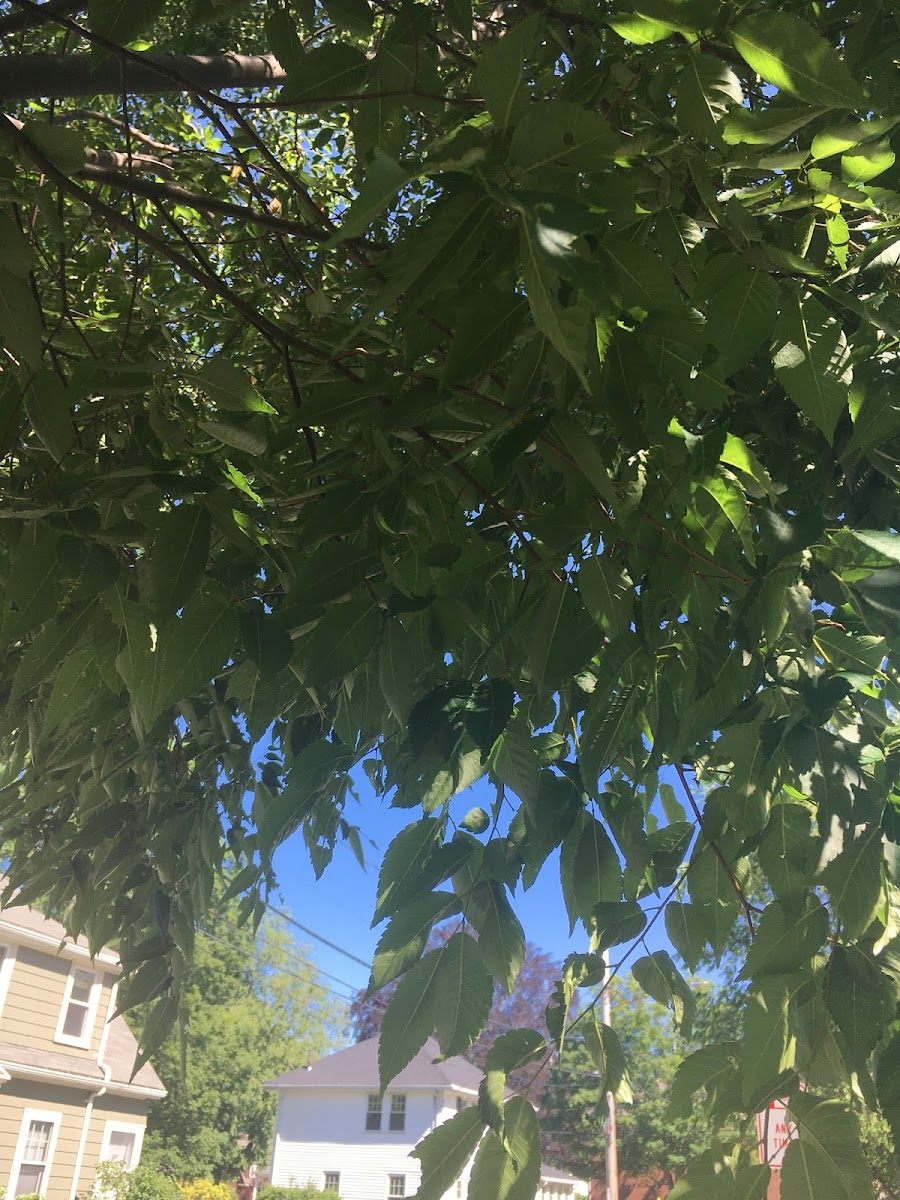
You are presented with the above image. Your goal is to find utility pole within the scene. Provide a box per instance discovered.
[602,957,619,1200]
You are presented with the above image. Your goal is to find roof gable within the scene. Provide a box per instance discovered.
[265,1036,483,1092]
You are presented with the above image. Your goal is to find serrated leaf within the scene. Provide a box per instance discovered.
[758,804,817,899]
[782,1094,874,1200]
[704,267,779,378]
[321,0,373,34]
[572,816,622,926]
[369,891,461,993]
[590,900,646,952]
[432,931,494,1058]
[0,267,42,367]
[632,951,696,1036]
[147,504,211,620]
[374,818,442,922]
[819,823,884,940]
[468,1097,541,1200]
[676,55,743,142]
[741,897,828,979]
[411,1106,485,1200]
[772,291,852,443]
[604,240,682,313]
[527,582,601,692]
[473,881,525,993]
[825,945,890,1066]
[24,370,75,462]
[379,949,442,1090]
[579,684,641,790]
[474,16,537,131]
[665,902,706,973]
[733,13,865,110]
[281,43,369,107]
[43,645,101,734]
[669,1042,741,1118]
[521,220,592,385]
[742,979,796,1106]
[301,596,381,686]
[194,358,277,414]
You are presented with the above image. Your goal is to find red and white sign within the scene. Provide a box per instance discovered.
[757,1100,798,1168]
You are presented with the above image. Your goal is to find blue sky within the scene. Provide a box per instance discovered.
[270,771,676,1008]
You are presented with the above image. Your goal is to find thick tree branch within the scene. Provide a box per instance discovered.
[0,51,286,99]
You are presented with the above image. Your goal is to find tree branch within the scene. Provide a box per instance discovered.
[58,107,179,153]
[0,0,81,35]
[79,165,334,239]
[0,51,286,99]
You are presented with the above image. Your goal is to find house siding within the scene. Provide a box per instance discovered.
[271,1089,451,1200]
[0,945,115,1061]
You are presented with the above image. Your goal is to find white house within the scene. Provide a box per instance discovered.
[264,1036,588,1200]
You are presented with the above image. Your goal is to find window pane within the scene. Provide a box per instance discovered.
[389,1094,405,1130]
[106,1132,137,1167]
[62,1001,88,1039]
[388,1176,405,1198]
[23,1121,53,1163]
[366,1095,381,1130]
[323,1173,339,1192]
[15,1163,44,1196]
[70,970,94,1003]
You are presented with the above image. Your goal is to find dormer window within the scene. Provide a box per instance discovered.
[365,1094,381,1131]
[55,966,100,1048]
[389,1094,406,1131]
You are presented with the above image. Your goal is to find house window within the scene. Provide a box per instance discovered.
[55,966,100,1047]
[455,1182,463,1199]
[323,1172,340,1193]
[389,1094,406,1131]
[100,1122,145,1170]
[388,1176,406,1198]
[366,1094,382,1131]
[9,1110,61,1198]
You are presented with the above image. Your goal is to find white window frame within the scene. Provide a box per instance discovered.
[54,964,102,1049]
[323,1171,340,1194]
[365,1093,382,1131]
[0,943,16,1018]
[99,1121,145,1171]
[387,1175,406,1199]
[388,1093,406,1132]
[8,1108,62,1199]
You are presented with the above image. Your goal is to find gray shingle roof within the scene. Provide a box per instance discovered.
[264,1036,484,1091]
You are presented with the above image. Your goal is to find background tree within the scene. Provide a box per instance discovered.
[1,0,900,1196]
[132,904,342,1181]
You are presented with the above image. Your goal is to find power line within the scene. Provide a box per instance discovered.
[214,911,362,994]
[198,926,355,1007]
[266,902,372,969]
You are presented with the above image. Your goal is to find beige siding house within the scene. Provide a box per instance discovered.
[0,901,166,1200]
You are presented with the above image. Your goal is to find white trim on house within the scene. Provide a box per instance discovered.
[0,920,119,968]
[0,941,17,1017]
[8,1107,63,1199]
[54,964,103,1049]
[99,1120,146,1170]
[0,1059,166,1099]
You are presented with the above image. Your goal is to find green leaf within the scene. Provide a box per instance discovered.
[825,945,890,1066]
[741,897,828,979]
[379,948,442,1089]
[89,0,164,46]
[473,881,525,993]
[842,141,895,184]
[609,13,677,43]
[23,121,85,174]
[772,291,853,443]
[321,0,373,35]
[0,266,42,367]
[11,603,91,699]
[432,931,494,1058]
[44,645,102,734]
[300,596,381,686]
[632,951,696,1036]
[590,900,647,952]
[704,267,779,379]
[732,13,866,110]
[723,104,823,145]
[23,370,76,462]
[281,44,369,106]
[442,290,527,386]
[287,541,378,606]
[147,505,211,620]
[369,892,461,994]
[665,902,706,973]
[200,417,267,456]
[521,220,592,385]
[782,1094,874,1200]
[573,816,622,926]
[848,529,900,563]
[468,1097,541,1200]
[876,1032,900,1151]
[811,116,900,159]
[256,741,352,859]
[115,592,238,729]
[578,556,633,637]
[375,818,442,922]
[194,358,277,414]
[509,103,619,175]
[579,683,641,790]
[758,805,817,899]
[819,823,884,940]
[474,16,537,131]
[333,150,409,241]
[741,979,796,1106]
[669,1042,741,1118]
[583,1012,633,1103]
[527,582,601,692]
[411,1106,485,1200]
[604,240,682,313]
[676,55,743,143]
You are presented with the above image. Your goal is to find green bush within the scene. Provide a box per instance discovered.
[94,1161,182,1200]
[257,1188,339,1200]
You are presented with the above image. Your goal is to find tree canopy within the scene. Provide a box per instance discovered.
[2,0,900,1196]
[132,902,342,1182]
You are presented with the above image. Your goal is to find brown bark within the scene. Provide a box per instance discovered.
[0,52,286,99]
